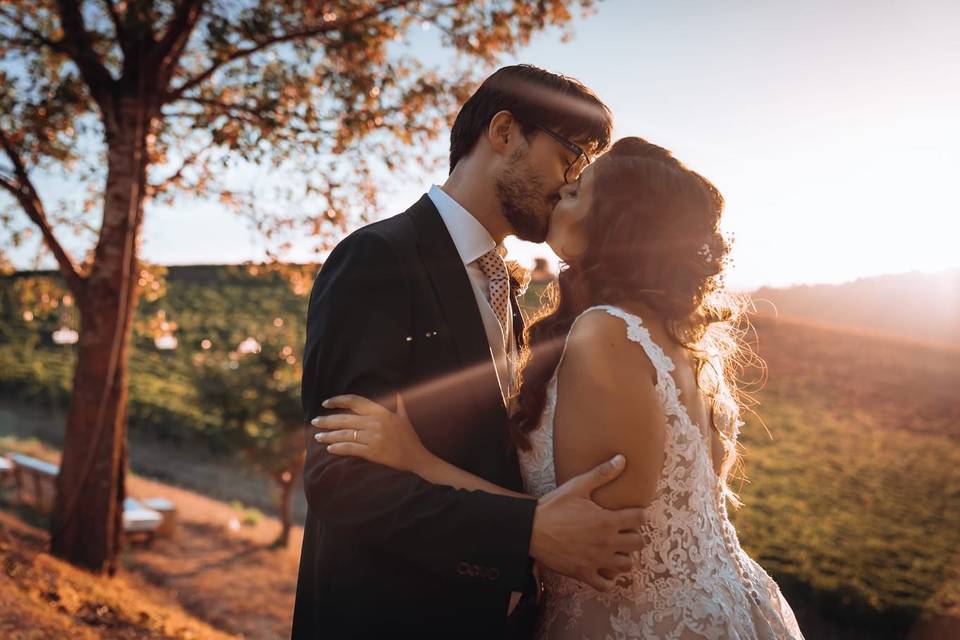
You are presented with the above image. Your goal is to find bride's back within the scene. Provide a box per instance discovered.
[548,301,726,512]
[628,302,727,480]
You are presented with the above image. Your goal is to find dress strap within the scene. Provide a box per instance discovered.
[554,305,688,423]
[585,305,677,380]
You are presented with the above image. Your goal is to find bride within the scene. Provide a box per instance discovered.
[312,137,805,639]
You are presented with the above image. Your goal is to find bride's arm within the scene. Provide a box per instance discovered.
[552,309,666,510]
[418,453,528,499]
[311,393,528,499]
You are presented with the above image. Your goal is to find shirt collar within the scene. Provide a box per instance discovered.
[427,184,497,265]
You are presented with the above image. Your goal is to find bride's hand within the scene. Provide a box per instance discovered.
[311,393,431,474]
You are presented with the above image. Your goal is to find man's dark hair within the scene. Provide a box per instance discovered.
[448,64,613,173]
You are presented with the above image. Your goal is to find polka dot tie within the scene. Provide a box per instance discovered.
[476,247,510,345]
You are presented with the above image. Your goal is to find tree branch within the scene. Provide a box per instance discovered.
[0,129,84,295]
[178,96,273,118]
[162,102,334,140]
[151,0,206,90]
[53,0,117,108]
[165,0,417,103]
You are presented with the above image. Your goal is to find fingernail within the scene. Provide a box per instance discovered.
[314,433,322,441]
[322,399,332,408]
[311,417,321,426]
[611,454,625,467]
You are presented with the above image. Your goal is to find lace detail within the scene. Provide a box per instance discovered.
[517,305,804,640]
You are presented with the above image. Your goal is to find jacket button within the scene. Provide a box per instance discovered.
[486,568,500,581]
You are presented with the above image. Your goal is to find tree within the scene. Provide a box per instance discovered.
[191,326,304,548]
[0,0,595,574]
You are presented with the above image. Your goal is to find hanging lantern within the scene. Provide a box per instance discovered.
[237,336,261,355]
[155,334,179,350]
[52,327,79,345]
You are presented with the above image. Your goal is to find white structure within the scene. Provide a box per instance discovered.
[154,334,178,350]
[52,327,79,345]
[237,336,261,355]
[122,497,164,534]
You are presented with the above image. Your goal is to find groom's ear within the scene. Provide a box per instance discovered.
[487,110,517,155]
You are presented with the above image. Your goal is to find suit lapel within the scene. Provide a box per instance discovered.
[408,195,508,419]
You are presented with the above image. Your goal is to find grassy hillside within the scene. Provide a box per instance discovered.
[752,268,960,348]
[2,266,959,636]
[732,316,960,636]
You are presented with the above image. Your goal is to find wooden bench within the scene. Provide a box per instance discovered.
[9,453,59,513]
[0,455,14,492]
[142,496,177,538]
[7,453,171,545]
[123,497,164,546]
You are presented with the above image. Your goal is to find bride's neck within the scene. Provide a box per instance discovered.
[619,299,661,322]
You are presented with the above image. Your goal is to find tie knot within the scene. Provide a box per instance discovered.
[476,248,508,283]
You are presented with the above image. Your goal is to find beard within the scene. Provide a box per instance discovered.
[494,151,558,243]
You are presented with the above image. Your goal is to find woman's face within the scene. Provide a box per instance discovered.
[546,162,597,262]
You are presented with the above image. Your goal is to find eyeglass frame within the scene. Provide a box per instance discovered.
[534,124,592,184]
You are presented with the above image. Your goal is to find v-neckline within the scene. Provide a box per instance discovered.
[658,368,725,486]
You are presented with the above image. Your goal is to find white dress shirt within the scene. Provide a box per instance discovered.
[427,185,518,406]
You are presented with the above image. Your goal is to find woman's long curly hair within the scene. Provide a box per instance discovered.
[510,137,761,506]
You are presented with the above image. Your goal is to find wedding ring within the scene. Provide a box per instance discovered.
[352,429,359,442]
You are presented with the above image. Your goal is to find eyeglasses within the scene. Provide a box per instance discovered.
[535,125,591,184]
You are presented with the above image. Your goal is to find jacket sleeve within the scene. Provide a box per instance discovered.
[300,229,537,592]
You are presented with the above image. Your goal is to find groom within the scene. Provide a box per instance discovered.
[293,65,644,639]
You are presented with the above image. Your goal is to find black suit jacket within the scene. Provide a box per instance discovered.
[292,195,539,639]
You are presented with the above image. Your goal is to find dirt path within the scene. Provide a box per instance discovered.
[123,475,302,639]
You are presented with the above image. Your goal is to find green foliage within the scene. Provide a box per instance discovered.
[190,318,304,480]
[227,500,265,527]
[241,507,264,527]
[0,265,310,453]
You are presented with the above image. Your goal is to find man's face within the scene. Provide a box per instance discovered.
[494,127,592,243]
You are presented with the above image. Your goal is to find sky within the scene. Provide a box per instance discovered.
[6,0,960,290]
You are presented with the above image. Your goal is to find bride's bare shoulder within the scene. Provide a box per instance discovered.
[562,306,657,386]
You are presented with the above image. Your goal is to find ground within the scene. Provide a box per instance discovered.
[0,443,301,639]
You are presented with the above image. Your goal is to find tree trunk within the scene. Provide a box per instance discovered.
[49,98,150,574]
[276,473,294,548]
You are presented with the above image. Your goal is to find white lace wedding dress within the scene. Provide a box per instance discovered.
[518,305,805,640]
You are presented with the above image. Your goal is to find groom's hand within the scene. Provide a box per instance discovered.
[528,454,646,591]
